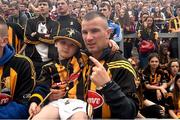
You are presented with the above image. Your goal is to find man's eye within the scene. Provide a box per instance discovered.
[82,31,87,34]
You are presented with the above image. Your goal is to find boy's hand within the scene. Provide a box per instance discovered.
[48,89,66,101]
[109,40,119,52]
[29,102,41,117]
[89,56,111,88]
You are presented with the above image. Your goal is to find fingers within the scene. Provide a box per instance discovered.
[49,89,66,101]
[89,56,102,68]
[29,102,39,117]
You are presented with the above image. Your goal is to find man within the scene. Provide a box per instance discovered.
[56,0,81,32]
[99,2,122,46]
[81,11,138,118]
[0,16,35,119]
[7,1,28,28]
[25,0,60,77]
[0,8,24,54]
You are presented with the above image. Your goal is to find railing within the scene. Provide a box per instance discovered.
[122,32,180,59]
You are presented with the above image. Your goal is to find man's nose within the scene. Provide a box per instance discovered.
[86,32,93,41]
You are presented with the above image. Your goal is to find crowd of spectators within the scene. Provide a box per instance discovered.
[0,0,180,119]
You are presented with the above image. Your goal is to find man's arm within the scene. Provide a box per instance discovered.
[89,56,138,118]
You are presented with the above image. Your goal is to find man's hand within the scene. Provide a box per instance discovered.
[48,89,66,101]
[44,34,50,38]
[89,56,111,88]
[31,32,37,37]
[29,102,41,117]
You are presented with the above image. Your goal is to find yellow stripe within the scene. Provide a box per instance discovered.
[8,27,13,46]
[0,67,3,91]
[10,68,17,98]
[0,67,3,78]
[15,54,36,91]
[174,19,177,30]
[108,61,137,78]
[15,36,18,53]
[30,94,44,103]
[109,64,136,78]
[108,60,136,74]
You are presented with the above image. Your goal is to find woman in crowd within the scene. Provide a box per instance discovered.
[166,59,180,92]
[159,43,170,70]
[166,72,180,118]
[128,56,165,118]
[137,16,159,69]
[142,53,167,112]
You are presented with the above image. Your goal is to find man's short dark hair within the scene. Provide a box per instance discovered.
[82,11,109,28]
[39,0,52,8]
[57,0,70,4]
[99,2,111,10]
[83,11,107,22]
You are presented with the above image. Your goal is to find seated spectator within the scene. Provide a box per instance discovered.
[0,16,35,119]
[166,72,180,118]
[166,59,180,92]
[128,56,165,118]
[81,11,138,119]
[0,9,24,54]
[159,43,170,70]
[142,53,167,114]
[29,28,90,119]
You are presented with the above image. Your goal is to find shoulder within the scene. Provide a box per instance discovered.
[107,51,137,78]
[11,54,33,65]
[7,54,35,77]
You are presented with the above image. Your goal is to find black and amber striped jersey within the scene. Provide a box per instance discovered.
[30,53,88,105]
[142,66,167,86]
[82,48,138,119]
[0,53,35,104]
[169,16,180,32]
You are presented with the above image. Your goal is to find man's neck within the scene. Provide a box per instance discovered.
[92,51,103,60]
[40,13,49,18]
[59,11,70,16]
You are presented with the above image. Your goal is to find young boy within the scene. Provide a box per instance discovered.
[29,28,90,119]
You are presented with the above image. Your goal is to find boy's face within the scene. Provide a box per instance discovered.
[38,2,50,15]
[55,39,78,60]
[99,6,110,18]
[57,0,69,15]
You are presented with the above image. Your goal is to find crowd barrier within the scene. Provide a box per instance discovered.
[122,32,180,59]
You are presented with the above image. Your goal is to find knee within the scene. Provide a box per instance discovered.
[70,111,88,120]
